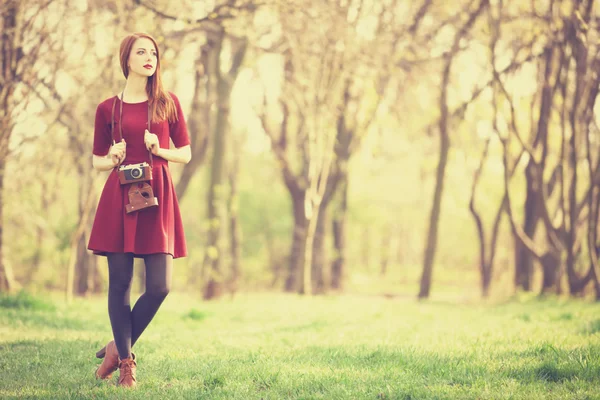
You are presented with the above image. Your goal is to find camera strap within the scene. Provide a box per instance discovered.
[110,92,153,167]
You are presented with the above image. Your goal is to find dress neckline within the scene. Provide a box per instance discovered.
[115,95,148,105]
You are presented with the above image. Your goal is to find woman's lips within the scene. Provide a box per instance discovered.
[144,65,153,69]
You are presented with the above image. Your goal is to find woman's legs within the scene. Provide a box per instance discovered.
[130,253,172,346]
[106,253,172,358]
[107,253,134,360]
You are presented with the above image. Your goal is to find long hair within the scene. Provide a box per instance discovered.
[119,32,177,123]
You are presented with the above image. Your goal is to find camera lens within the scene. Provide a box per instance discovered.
[131,167,142,179]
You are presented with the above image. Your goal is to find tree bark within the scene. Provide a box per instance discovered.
[539,252,560,294]
[203,30,227,300]
[470,159,509,297]
[75,233,91,295]
[311,204,328,294]
[260,97,310,293]
[74,166,97,296]
[0,1,19,293]
[203,31,247,300]
[331,174,348,290]
[307,148,343,294]
[418,119,449,299]
[228,143,241,297]
[419,53,452,299]
[564,8,599,296]
[285,189,307,292]
[418,0,489,299]
[513,43,558,292]
[514,163,539,291]
[469,139,490,297]
[0,157,15,292]
[175,45,211,200]
[65,179,97,303]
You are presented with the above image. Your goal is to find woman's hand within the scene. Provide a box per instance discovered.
[109,140,126,166]
[144,130,160,155]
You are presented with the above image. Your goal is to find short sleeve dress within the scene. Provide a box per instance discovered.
[87,92,190,259]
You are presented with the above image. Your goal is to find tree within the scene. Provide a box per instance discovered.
[203,29,248,299]
[419,0,490,299]
[0,0,65,292]
[496,0,600,297]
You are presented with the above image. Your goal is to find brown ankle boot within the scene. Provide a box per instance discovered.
[117,355,137,388]
[95,340,119,380]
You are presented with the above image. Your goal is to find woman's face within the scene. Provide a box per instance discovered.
[128,37,157,77]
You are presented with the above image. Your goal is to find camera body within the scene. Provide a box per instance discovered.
[118,162,152,185]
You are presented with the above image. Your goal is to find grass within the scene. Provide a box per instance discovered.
[0,291,599,399]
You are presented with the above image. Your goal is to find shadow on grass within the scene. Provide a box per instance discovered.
[581,318,600,335]
[502,342,600,384]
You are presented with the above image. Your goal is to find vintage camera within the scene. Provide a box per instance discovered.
[118,162,152,185]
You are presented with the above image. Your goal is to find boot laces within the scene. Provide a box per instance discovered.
[120,360,136,380]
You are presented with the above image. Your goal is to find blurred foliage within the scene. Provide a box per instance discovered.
[2,0,599,299]
[0,290,56,312]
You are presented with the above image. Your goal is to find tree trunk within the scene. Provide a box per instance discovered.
[514,163,538,291]
[27,178,51,280]
[202,31,247,300]
[565,15,595,296]
[418,125,449,299]
[311,204,328,294]
[540,252,560,294]
[0,157,15,292]
[175,46,211,200]
[331,174,348,290]
[203,32,226,300]
[228,149,241,297]
[203,82,227,296]
[419,0,489,300]
[301,141,337,295]
[514,43,558,292]
[308,157,343,295]
[591,261,600,300]
[75,233,91,295]
[481,262,492,298]
[74,170,97,296]
[285,190,307,292]
[0,2,19,293]
[65,180,97,303]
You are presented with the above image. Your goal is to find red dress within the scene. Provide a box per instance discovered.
[88,93,190,259]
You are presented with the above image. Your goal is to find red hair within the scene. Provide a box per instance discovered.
[119,32,177,123]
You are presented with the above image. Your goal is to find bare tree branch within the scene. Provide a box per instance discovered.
[133,0,261,25]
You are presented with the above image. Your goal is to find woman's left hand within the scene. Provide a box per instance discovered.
[144,130,160,155]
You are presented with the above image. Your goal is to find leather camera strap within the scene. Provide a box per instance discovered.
[110,92,153,167]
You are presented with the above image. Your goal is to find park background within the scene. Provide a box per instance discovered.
[1,0,600,398]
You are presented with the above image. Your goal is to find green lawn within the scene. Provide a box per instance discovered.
[1,291,599,399]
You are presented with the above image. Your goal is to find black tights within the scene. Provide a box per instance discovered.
[107,253,172,359]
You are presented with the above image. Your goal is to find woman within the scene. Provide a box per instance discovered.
[88,32,191,388]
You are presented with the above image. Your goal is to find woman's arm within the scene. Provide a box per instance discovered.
[156,145,191,164]
[92,140,126,171]
[92,154,118,171]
